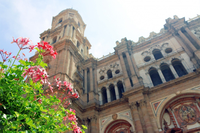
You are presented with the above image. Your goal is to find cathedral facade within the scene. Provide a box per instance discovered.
[30,9,200,133]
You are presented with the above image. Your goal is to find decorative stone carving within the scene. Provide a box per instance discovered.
[174,15,179,19]
[178,105,196,124]
[149,31,157,38]
[129,102,137,110]
[112,114,118,120]
[139,100,146,107]
[138,36,145,43]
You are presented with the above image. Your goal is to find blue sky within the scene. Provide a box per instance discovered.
[0,0,200,61]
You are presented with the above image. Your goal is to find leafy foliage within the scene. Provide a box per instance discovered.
[0,38,86,133]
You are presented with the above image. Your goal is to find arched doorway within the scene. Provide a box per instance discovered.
[104,120,133,133]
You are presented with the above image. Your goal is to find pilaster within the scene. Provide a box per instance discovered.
[90,67,93,91]
[139,100,154,133]
[185,27,200,47]
[178,30,197,52]
[129,102,143,133]
[84,69,87,93]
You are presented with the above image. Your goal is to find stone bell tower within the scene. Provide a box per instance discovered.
[30,9,91,96]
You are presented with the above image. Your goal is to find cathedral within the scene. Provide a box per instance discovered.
[30,9,200,133]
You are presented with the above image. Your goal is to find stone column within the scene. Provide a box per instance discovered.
[178,30,197,51]
[140,100,154,133]
[185,27,200,47]
[114,83,119,99]
[94,68,98,92]
[146,73,154,87]
[83,118,89,133]
[69,53,73,78]
[63,25,68,37]
[157,68,166,83]
[169,64,179,78]
[99,92,102,105]
[69,25,73,38]
[67,25,70,36]
[73,27,76,40]
[129,102,143,133]
[167,108,179,128]
[106,88,111,102]
[66,51,71,75]
[84,69,87,93]
[90,67,93,91]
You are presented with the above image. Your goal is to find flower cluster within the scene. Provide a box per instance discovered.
[22,66,48,84]
[0,37,85,133]
[0,49,12,62]
[51,77,79,107]
[63,108,82,133]
[37,41,58,59]
[12,37,36,52]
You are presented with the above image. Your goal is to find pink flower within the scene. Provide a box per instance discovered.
[37,41,57,59]
[38,99,42,104]
[0,49,12,62]
[22,66,48,84]
[12,37,36,52]
[73,127,82,133]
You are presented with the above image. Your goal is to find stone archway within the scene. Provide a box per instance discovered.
[158,93,200,132]
[104,119,133,133]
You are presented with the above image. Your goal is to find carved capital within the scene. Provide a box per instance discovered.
[129,102,137,110]
[139,100,147,107]
[82,118,89,125]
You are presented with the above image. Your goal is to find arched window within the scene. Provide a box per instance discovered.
[160,63,175,81]
[77,41,80,48]
[52,36,57,44]
[107,69,113,79]
[152,49,163,60]
[101,87,107,104]
[149,67,162,86]
[109,84,116,101]
[58,18,62,24]
[172,59,188,77]
[117,81,124,98]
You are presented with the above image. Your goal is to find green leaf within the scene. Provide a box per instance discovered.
[15,111,19,117]
[82,125,87,130]
[39,61,47,68]
[26,117,36,129]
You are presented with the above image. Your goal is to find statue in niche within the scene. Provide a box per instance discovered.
[179,105,196,124]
